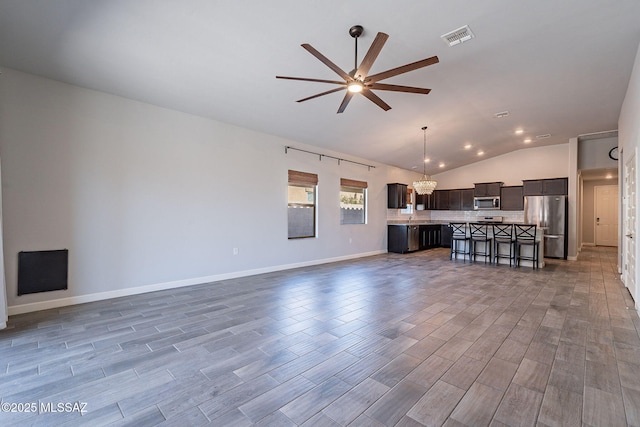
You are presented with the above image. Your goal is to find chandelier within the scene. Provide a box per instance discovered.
[413,126,438,195]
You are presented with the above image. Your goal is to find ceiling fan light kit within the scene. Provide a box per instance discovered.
[413,126,438,195]
[276,25,439,113]
[347,81,364,93]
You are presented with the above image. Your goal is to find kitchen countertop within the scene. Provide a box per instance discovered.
[387,220,526,226]
[387,220,448,225]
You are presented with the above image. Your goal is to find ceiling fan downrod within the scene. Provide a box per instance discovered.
[349,25,363,77]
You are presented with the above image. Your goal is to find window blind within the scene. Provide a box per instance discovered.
[288,170,318,186]
[340,178,367,189]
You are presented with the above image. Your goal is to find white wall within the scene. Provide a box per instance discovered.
[579,137,618,170]
[620,44,640,157]
[0,68,421,314]
[431,144,570,189]
[619,40,640,304]
[0,160,6,328]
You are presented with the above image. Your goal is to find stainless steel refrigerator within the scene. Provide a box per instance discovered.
[524,195,568,259]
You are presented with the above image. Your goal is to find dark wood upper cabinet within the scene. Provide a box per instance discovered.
[415,192,431,209]
[542,178,568,195]
[425,192,435,210]
[500,186,524,210]
[435,190,449,210]
[424,188,472,210]
[461,189,474,210]
[523,178,567,196]
[448,189,461,211]
[419,179,563,210]
[474,182,503,197]
[522,180,543,196]
[387,183,408,208]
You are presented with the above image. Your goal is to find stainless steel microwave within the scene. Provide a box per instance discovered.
[474,196,500,210]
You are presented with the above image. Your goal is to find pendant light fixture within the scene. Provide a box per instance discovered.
[413,126,438,195]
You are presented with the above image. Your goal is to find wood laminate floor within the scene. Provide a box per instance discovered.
[1,246,639,426]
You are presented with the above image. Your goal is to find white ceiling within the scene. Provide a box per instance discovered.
[1,0,639,173]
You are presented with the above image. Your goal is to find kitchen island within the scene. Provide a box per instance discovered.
[448,223,545,268]
[387,220,544,268]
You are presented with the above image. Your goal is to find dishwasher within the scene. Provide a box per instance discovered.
[407,225,420,252]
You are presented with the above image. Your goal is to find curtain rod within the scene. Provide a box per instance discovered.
[284,146,376,171]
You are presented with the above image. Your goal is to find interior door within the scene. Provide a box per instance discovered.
[623,149,636,306]
[595,185,619,247]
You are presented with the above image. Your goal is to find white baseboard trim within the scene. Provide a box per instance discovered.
[582,243,596,247]
[567,255,578,261]
[8,250,386,316]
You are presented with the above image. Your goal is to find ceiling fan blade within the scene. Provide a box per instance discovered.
[301,44,352,81]
[337,92,355,114]
[361,89,391,111]
[366,55,439,83]
[276,76,347,85]
[296,87,345,103]
[368,83,431,94]
[355,32,389,78]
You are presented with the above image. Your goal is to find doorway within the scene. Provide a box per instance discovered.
[594,185,618,247]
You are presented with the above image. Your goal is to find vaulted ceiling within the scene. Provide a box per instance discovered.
[1,1,639,173]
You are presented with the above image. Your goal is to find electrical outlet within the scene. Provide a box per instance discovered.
[233,248,239,255]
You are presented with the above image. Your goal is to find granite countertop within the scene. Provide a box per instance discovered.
[387,220,526,225]
[387,220,449,225]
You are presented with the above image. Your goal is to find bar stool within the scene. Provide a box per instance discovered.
[492,224,515,267]
[470,223,492,263]
[514,224,540,269]
[450,223,470,262]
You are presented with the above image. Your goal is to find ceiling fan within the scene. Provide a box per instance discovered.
[276,25,439,113]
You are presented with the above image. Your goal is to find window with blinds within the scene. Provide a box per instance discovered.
[340,178,367,225]
[288,170,318,239]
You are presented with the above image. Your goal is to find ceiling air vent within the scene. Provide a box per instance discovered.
[493,111,510,119]
[441,25,475,47]
[536,134,551,139]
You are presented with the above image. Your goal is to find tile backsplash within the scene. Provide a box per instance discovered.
[387,209,524,223]
[387,208,431,221]
[430,210,524,223]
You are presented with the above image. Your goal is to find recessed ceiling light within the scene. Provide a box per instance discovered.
[515,129,524,134]
[424,158,430,163]
[438,163,445,168]
[494,111,510,119]
[524,138,532,143]
[477,151,485,156]
[464,144,472,150]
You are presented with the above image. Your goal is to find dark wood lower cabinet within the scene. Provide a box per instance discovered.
[419,225,441,250]
[387,225,417,254]
[388,224,444,253]
[441,224,452,248]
